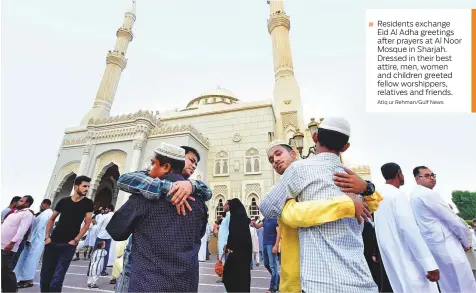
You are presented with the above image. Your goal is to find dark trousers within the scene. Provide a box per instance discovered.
[2,250,17,293]
[95,238,111,274]
[40,243,77,292]
[12,240,25,269]
[206,241,210,260]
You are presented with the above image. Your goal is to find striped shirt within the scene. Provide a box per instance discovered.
[260,153,378,293]
[89,249,107,277]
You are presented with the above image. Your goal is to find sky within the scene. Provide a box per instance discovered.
[2,0,475,212]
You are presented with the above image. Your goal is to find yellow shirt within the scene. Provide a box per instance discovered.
[278,192,382,293]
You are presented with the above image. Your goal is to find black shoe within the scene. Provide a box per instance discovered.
[100,272,109,276]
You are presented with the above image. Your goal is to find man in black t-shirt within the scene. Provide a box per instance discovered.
[40,175,94,292]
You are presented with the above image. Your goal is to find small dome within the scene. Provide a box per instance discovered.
[185,86,239,109]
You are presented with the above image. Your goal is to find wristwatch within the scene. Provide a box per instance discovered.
[73,239,79,245]
[361,181,375,196]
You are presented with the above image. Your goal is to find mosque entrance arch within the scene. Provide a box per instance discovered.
[52,173,76,209]
[91,163,120,211]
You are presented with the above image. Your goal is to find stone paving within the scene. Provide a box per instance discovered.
[20,256,271,292]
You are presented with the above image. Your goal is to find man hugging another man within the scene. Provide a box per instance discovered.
[107,143,211,292]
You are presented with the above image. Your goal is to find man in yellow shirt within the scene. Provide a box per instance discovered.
[261,140,381,293]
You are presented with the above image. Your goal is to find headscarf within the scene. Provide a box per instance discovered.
[226,198,252,253]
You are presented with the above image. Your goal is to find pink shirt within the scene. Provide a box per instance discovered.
[1,208,34,252]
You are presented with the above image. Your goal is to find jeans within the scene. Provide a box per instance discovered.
[95,238,111,274]
[263,245,280,292]
[40,242,77,292]
[2,250,17,293]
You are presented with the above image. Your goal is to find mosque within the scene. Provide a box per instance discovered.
[43,0,371,223]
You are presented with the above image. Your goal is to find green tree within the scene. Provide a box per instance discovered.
[451,190,476,220]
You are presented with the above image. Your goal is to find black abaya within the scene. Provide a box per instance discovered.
[222,198,252,293]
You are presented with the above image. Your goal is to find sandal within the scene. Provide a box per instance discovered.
[17,282,33,288]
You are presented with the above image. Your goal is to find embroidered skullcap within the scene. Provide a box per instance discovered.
[154,143,185,161]
[319,117,351,137]
[266,139,292,154]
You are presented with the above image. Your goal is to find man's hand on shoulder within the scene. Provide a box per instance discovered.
[346,194,372,224]
[169,181,196,216]
[334,167,368,194]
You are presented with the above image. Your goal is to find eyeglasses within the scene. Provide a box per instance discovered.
[418,173,436,179]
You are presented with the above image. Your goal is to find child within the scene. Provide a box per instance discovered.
[107,143,208,292]
[87,241,107,289]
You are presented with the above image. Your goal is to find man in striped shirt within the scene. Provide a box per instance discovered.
[261,117,378,293]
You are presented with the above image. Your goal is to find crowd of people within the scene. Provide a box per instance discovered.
[1,116,476,293]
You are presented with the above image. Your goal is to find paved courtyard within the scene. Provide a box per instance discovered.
[21,256,271,292]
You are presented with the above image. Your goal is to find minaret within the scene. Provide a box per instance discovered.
[81,0,137,125]
[267,0,305,141]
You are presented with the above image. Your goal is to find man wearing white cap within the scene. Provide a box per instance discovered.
[260,138,379,293]
[107,143,209,292]
[260,117,378,293]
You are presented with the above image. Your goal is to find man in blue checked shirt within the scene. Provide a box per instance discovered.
[107,144,212,292]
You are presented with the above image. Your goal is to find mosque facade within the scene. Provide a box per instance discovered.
[43,0,371,223]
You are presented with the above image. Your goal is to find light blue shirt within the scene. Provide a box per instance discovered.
[217,212,230,259]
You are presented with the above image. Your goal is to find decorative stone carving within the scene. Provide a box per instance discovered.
[88,109,160,127]
[267,12,290,33]
[62,136,87,147]
[281,111,298,130]
[54,161,81,193]
[83,143,93,155]
[106,51,128,70]
[234,160,240,172]
[91,150,127,187]
[133,138,146,150]
[213,185,228,198]
[245,183,261,197]
[284,100,291,105]
[232,132,242,142]
[351,165,371,174]
[150,123,210,148]
[116,27,134,42]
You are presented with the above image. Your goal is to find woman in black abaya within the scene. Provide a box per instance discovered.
[222,198,252,292]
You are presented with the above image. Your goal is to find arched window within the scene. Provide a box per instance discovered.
[244,148,261,175]
[216,199,224,220]
[248,197,259,217]
[214,151,229,176]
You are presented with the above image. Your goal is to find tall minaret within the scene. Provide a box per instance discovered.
[267,0,305,141]
[81,0,136,125]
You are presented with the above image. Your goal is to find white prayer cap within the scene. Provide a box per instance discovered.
[266,139,292,154]
[319,117,351,137]
[154,142,185,161]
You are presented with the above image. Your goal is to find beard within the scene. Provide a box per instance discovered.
[78,190,87,197]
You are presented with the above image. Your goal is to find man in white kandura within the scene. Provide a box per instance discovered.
[374,163,439,293]
[410,166,476,293]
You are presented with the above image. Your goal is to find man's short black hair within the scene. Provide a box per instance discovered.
[107,204,115,212]
[42,199,52,206]
[381,163,402,180]
[23,195,34,206]
[155,153,186,174]
[74,175,91,186]
[317,128,349,152]
[10,196,21,205]
[413,166,428,177]
[181,146,201,163]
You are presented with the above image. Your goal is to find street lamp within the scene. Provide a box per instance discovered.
[289,118,324,159]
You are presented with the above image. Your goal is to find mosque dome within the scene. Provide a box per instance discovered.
[185,86,239,109]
